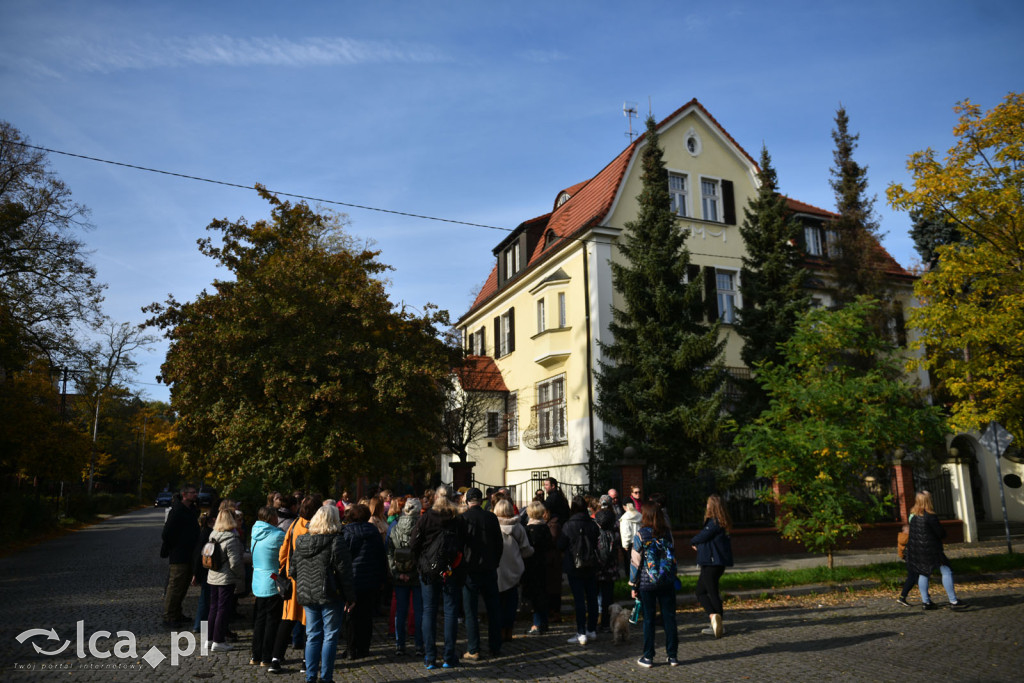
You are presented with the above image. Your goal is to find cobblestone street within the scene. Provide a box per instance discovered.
[2,508,1023,682]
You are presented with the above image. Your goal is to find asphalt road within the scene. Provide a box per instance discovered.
[1,507,1023,682]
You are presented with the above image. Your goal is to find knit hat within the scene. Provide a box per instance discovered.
[403,498,422,516]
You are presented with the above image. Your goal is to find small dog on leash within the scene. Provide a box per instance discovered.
[609,603,630,645]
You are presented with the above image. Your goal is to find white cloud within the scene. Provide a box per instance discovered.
[43,34,449,73]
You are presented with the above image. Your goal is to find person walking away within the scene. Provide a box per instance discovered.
[630,501,679,667]
[690,494,733,638]
[558,495,601,645]
[905,491,966,610]
[619,501,642,584]
[410,485,468,670]
[294,505,356,683]
[594,496,620,631]
[206,509,246,652]
[161,485,199,625]
[522,501,553,635]
[387,497,424,656]
[460,487,504,660]
[341,503,387,660]
[251,506,286,666]
[268,494,321,674]
[495,499,533,642]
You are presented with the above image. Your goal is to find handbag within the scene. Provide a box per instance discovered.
[274,565,292,600]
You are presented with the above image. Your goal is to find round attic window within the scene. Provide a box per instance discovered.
[685,129,702,157]
[555,191,571,208]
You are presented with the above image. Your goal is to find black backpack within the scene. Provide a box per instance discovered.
[571,527,598,570]
[596,528,617,568]
[421,525,463,582]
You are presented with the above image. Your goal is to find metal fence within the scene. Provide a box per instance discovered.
[913,468,956,519]
[644,476,775,529]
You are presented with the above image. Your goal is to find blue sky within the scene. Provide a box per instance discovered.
[2,0,1022,402]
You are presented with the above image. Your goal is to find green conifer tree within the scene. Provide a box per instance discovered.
[734,146,811,423]
[594,117,727,479]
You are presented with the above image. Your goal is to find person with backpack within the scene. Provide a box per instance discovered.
[268,494,321,674]
[690,494,733,639]
[459,487,504,660]
[557,495,601,645]
[387,497,424,656]
[206,508,246,652]
[294,505,356,683]
[594,495,620,632]
[250,506,286,666]
[494,498,534,642]
[629,501,679,668]
[409,485,469,670]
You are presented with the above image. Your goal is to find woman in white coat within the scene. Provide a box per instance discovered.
[494,499,533,642]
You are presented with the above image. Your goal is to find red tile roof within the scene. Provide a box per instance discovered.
[455,355,508,393]
[461,100,913,320]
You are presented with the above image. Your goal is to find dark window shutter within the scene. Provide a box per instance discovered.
[687,264,702,318]
[722,180,736,225]
[508,307,516,353]
[894,302,907,347]
[467,329,475,355]
[704,266,719,321]
[494,317,501,357]
[479,326,487,356]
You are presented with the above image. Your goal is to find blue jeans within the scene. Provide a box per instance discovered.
[421,579,460,667]
[304,602,343,683]
[192,583,210,632]
[567,574,599,635]
[639,586,678,661]
[463,570,502,655]
[394,584,424,650]
[919,565,958,604]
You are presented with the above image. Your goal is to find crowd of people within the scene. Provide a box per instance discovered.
[160,478,741,678]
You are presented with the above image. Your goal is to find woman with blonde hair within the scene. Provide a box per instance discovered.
[690,494,734,638]
[206,509,246,652]
[522,501,553,635]
[905,491,966,610]
[294,505,356,683]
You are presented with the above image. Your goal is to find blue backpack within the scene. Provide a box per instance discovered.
[641,536,677,589]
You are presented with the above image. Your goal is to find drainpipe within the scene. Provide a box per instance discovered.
[583,240,596,488]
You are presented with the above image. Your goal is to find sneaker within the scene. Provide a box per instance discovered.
[442,662,456,669]
[299,659,306,672]
[249,658,258,665]
[461,651,480,661]
[414,647,426,657]
[210,642,232,652]
[267,659,282,674]
[701,627,715,636]
[567,633,587,645]
[949,601,968,610]
[922,602,936,611]
[896,596,911,607]
[667,657,679,667]
[425,663,437,670]
[637,656,653,668]
[526,626,542,636]
[585,630,597,641]
[395,646,406,656]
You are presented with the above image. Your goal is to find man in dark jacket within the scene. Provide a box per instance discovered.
[161,485,199,625]
[460,487,504,659]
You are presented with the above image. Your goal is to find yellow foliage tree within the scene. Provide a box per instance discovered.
[887,92,1024,437]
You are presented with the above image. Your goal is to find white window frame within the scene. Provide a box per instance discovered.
[506,391,519,448]
[558,292,567,328]
[715,269,738,324]
[669,172,688,217]
[825,229,841,258]
[499,309,513,357]
[536,375,567,446]
[537,298,546,334]
[473,328,485,355]
[701,177,721,222]
[504,242,520,278]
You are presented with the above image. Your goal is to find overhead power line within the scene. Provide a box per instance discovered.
[10,139,745,261]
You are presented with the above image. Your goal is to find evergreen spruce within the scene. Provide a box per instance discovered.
[828,106,886,305]
[594,117,727,479]
[734,146,811,423]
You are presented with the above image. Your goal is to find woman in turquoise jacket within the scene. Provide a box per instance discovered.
[250,506,286,666]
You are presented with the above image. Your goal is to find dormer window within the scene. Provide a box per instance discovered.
[555,191,571,208]
[504,242,520,279]
[545,229,558,249]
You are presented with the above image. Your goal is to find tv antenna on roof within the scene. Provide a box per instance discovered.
[623,101,638,142]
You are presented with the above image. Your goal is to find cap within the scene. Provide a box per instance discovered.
[465,487,483,503]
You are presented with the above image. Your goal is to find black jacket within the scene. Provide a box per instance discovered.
[543,489,570,524]
[294,533,356,606]
[461,505,503,573]
[409,508,469,584]
[342,521,387,594]
[905,513,948,576]
[557,512,600,577]
[161,500,200,564]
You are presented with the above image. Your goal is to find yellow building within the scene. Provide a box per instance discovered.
[454,99,919,496]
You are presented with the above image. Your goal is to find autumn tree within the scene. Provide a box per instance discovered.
[595,117,727,479]
[440,358,509,464]
[737,298,946,568]
[146,189,458,493]
[735,145,811,423]
[0,121,105,366]
[888,92,1024,438]
[828,106,887,305]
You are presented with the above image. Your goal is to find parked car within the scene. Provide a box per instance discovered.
[197,487,217,507]
[155,490,174,507]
